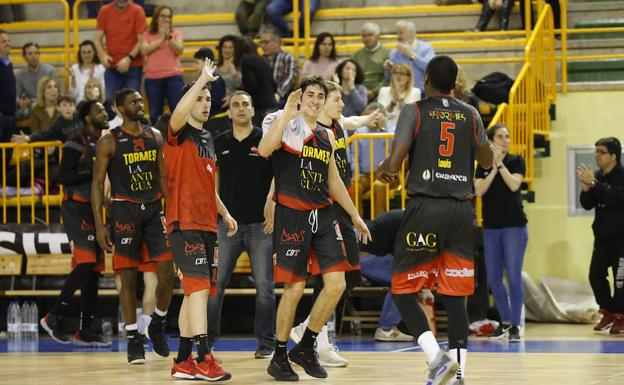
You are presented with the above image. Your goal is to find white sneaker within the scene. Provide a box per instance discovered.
[374,327,413,342]
[289,322,305,344]
[426,351,458,385]
[448,378,465,385]
[317,344,349,367]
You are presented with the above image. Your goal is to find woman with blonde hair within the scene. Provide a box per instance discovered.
[29,76,60,133]
[84,77,105,103]
[376,63,420,129]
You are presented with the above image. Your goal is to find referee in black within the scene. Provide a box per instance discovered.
[207,90,277,358]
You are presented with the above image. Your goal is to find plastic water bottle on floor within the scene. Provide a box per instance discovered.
[20,302,30,339]
[327,311,336,344]
[30,302,39,339]
[102,318,113,338]
[350,319,362,336]
[117,305,126,337]
[7,301,21,339]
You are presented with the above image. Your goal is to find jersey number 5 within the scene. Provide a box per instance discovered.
[439,122,455,157]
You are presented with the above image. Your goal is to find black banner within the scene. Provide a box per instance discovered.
[0,224,72,257]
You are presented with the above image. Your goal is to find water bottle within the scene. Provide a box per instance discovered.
[7,301,21,339]
[327,311,336,343]
[350,319,362,336]
[117,304,126,337]
[30,302,39,339]
[20,302,30,339]
[102,318,113,338]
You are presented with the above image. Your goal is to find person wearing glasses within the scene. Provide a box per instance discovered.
[376,63,420,130]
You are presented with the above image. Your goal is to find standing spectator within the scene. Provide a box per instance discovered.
[377,63,420,130]
[0,29,16,144]
[578,137,624,335]
[384,20,435,95]
[94,0,146,104]
[475,124,527,343]
[29,76,60,133]
[259,27,297,107]
[335,59,367,117]
[239,37,278,127]
[216,35,243,100]
[208,91,276,359]
[16,42,57,120]
[266,0,320,38]
[69,40,106,104]
[301,32,340,80]
[141,5,184,125]
[352,22,390,102]
[236,0,270,37]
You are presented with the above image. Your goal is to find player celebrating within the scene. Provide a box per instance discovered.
[166,59,237,381]
[377,55,494,385]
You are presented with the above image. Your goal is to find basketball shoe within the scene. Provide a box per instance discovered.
[195,353,231,381]
[40,313,70,344]
[127,331,146,365]
[290,323,349,367]
[73,329,112,347]
[448,378,466,385]
[594,309,615,332]
[288,343,327,378]
[425,351,459,385]
[609,314,624,335]
[146,313,170,357]
[267,353,299,381]
[171,355,197,379]
[489,322,510,339]
[508,326,521,343]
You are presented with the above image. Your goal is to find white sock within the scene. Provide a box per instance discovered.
[417,331,440,362]
[125,323,138,331]
[449,348,467,379]
[138,314,152,334]
[302,315,310,329]
[155,308,167,317]
[316,325,330,349]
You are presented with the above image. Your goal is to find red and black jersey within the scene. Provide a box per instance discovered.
[164,123,218,233]
[107,125,162,203]
[60,130,98,203]
[320,119,352,190]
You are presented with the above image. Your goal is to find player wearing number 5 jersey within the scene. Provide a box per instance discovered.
[377,56,495,385]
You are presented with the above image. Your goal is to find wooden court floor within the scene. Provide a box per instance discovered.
[0,324,622,385]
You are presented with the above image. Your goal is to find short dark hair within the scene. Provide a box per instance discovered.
[425,55,458,94]
[181,81,209,97]
[194,47,215,61]
[228,90,253,106]
[486,124,507,141]
[297,75,328,97]
[78,99,99,124]
[335,59,365,86]
[595,137,622,163]
[22,42,39,56]
[310,32,336,61]
[57,95,75,106]
[115,88,138,109]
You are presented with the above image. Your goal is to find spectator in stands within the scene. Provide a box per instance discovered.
[350,102,393,217]
[475,124,528,343]
[259,27,296,108]
[84,77,105,104]
[12,95,78,144]
[94,0,146,104]
[194,48,227,120]
[16,42,57,120]
[240,37,278,127]
[108,90,123,129]
[141,5,184,125]
[69,40,106,104]
[236,0,270,37]
[335,59,367,117]
[301,32,340,80]
[384,20,434,95]
[0,29,16,145]
[578,137,624,336]
[352,22,389,102]
[474,0,514,31]
[266,0,320,38]
[29,76,60,133]
[376,63,420,130]
[216,35,243,102]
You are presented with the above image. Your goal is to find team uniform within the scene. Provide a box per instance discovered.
[107,125,172,271]
[263,111,349,283]
[391,96,487,296]
[164,122,219,296]
[61,131,104,271]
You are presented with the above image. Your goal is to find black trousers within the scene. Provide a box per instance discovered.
[589,234,624,314]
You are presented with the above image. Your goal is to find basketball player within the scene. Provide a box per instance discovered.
[289,81,379,367]
[377,55,495,385]
[92,89,174,364]
[259,76,371,381]
[41,100,110,347]
[166,59,236,381]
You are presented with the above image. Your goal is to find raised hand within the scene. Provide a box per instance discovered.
[283,89,302,121]
[200,57,219,83]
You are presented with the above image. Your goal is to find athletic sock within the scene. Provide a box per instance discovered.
[194,334,210,362]
[300,328,319,349]
[417,331,441,363]
[449,348,467,379]
[155,308,167,317]
[125,323,138,332]
[275,339,288,357]
[176,337,193,363]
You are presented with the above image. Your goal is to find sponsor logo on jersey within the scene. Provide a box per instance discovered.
[405,232,437,249]
[280,229,305,244]
[407,271,429,280]
[444,268,474,278]
[437,158,452,169]
[435,172,468,182]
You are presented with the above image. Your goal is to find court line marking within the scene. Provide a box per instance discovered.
[589,371,624,384]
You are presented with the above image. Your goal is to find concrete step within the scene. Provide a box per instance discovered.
[568,58,624,81]
[572,18,624,39]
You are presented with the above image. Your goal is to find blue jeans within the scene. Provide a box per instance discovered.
[208,221,275,349]
[360,254,402,329]
[144,75,184,125]
[483,226,528,326]
[104,67,143,104]
[266,0,320,37]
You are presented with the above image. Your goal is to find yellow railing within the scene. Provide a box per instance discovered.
[0,141,64,224]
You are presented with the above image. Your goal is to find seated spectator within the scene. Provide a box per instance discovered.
[16,42,57,120]
[384,20,435,95]
[235,0,270,37]
[474,0,513,31]
[266,0,320,37]
[376,63,420,130]
[0,29,16,144]
[29,76,60,133]
[335,59,368,117]
[94,0,146,104]
[84,77,105,103]
[350,102,394,217]
[301,32,340,80]
[217,35,243,100]
[141,4,184,124]
[12,96,78,144]
[239,37,277,127]
[69,40,106,103]
[259,27,296,107]
[352,22,390,102]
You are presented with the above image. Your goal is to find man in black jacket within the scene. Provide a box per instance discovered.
[578,137,624,335]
